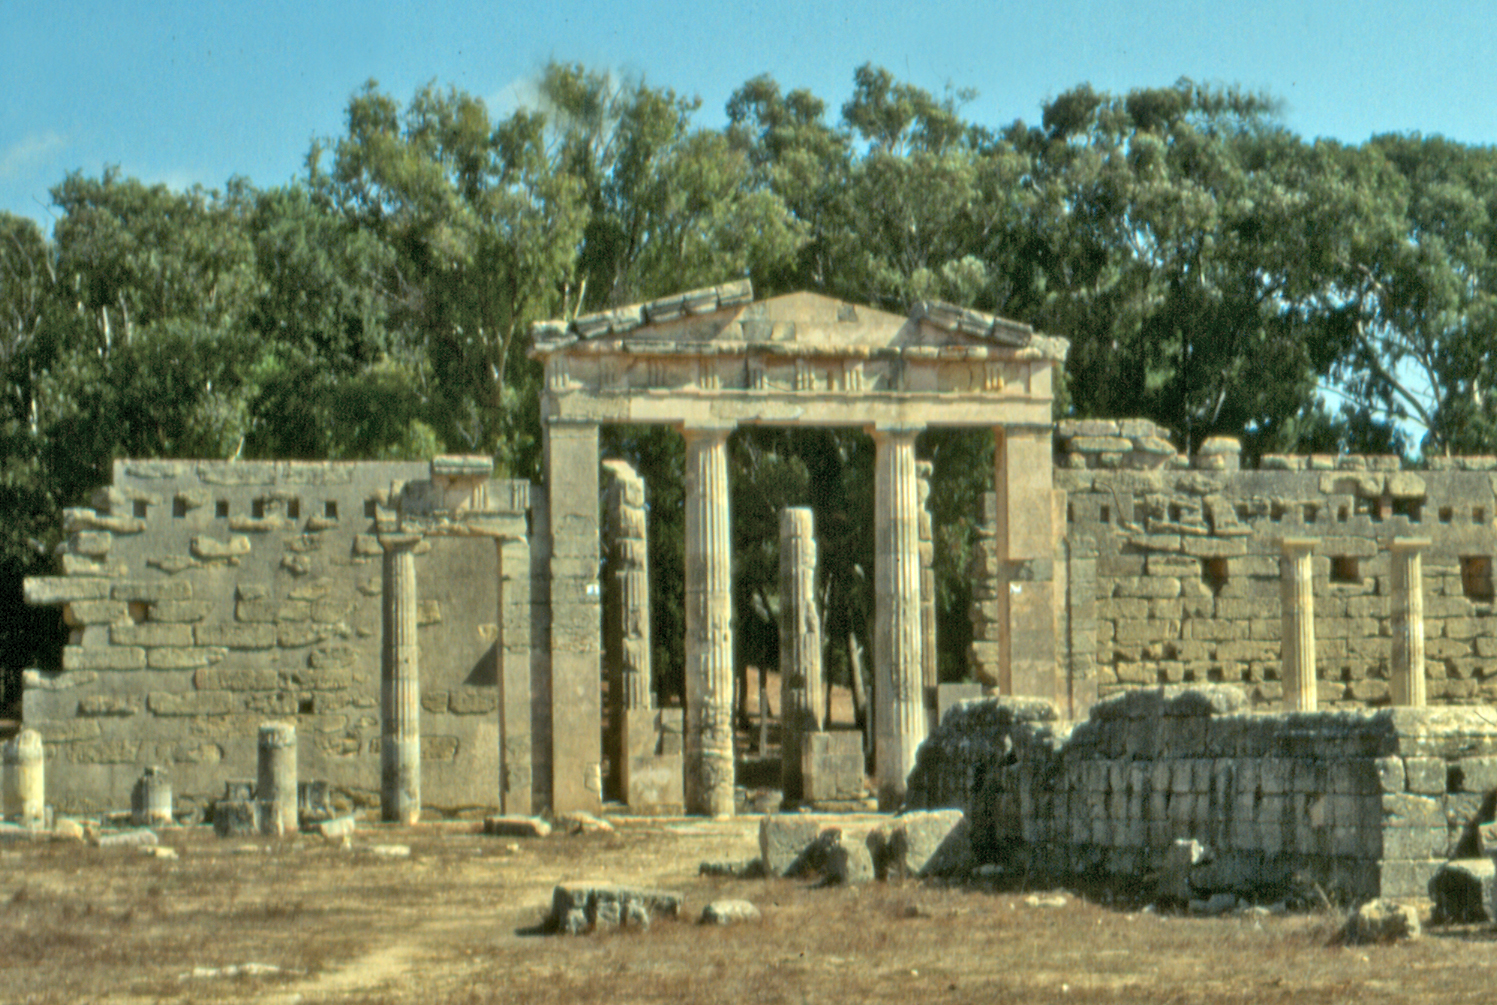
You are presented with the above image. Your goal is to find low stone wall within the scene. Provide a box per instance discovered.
[906,687,1497,900]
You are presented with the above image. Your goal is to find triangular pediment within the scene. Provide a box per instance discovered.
[530,282,1067,361]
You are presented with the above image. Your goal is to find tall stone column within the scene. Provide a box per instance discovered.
[603,460,654,801]
[3,728,43,828]
[257,722,298,835]
[381,533,422,824]
[993,427,1061,708]
[683,424,735,817]
[917,461,938,696]
[543,420,603,812]
[496,534,533,816]
[1390,538,1430,707]
[1279,538,1318,712]
[779,506,823,801]
[872,425,926,810]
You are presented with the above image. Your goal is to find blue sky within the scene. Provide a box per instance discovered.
[4,0,1495,235]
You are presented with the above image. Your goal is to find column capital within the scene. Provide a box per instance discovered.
[867,422,924,440]
[678,421,736,440]
[1279,537,1317,554]
[378,531,424,553]
[1389,537,1433,553]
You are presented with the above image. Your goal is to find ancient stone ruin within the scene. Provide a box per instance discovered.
[15,280,1497,903]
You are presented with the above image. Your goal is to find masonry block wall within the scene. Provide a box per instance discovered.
[23,459,537,818]
[1051,421,1497,711]
[907,688,1497,900]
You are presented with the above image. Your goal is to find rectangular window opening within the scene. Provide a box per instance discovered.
[1099,504,1111,524]
[1440,506,1454,523]
[364,499,378,519]
[1330,556,1360,584]
[132,500,148,519]
[324,500,339,519]
[215,500,229,519]
[1461,556,1494,602]
[1270,502,1287,523]
[286,498,300,520]
[1302,504,1320,523]
[171,498,187,518]
[1391,498,1423,522]
[1476,508,1487,525]
[1202,557,1229,597]
[1337,505,1349,523]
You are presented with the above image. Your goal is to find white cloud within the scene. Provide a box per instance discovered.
[488,76,542,116]
[0,131,67,180]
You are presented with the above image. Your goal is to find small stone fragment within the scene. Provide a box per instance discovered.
[315,817,357,839]
[91,828,159,848]
[701,900,761,925]
[484,816,552,838]
[1343,899,1421,943]
[368,844,411,858]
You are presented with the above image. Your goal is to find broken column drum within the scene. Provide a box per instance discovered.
[381,534,422,824]
[779,506,823,802]
[257,722,298,834]
[130,765,172,826]
[2,728,43,828]
[1389,538,1430,707]
[683,425,735,817]
[1279,538,1318,713]
[872,425,926,811]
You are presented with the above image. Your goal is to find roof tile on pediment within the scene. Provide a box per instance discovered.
[530,282,1066,361]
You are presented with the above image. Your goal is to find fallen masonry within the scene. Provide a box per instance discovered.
[546,883,685,934]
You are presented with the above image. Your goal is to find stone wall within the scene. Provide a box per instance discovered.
[907,687,1497,900]
[1050,420,1497,711]
[23,459,538,818]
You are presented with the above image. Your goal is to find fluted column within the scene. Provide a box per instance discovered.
[1280,538,1317,712]
[683,424,735,817]
[257,722,297,835]
[779,506,823,801]
[872,425,926,810]
[381,533,422,824]
[1390,538,1430,707]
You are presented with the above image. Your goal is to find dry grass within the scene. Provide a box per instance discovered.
[2,821,1496,1004]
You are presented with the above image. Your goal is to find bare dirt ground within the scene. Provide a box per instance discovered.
[3,817,1497,1005]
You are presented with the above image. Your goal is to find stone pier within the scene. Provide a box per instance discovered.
[683,425,735,817]
[779,506,823,802]
[257,722,297,835]
[1390,538,1430,707]
[1280,538,1318,712]
[872,425,926,810]
[381,534,422,824]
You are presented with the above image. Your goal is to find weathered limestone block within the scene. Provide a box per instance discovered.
[64,601,129,625]
[191,535,252,561]
[546,883,683,934]
[801,731,865,804]
[621,708,684,815]
[130,766,172,826]
[758,814,824,877]
[148,691,236,716]
[886,810,972,878]
[112,581,192,602]
[447,688,499,715]
[148,646,228,669]
[110,623,194,648]
[77,695,139,717]
[25,577,110,605]
[193,667,280,691]
[484,816,552,838]
[149,601,209,623]
[63,646,146,671]
[701,900,761,925]
[195,624,276,649]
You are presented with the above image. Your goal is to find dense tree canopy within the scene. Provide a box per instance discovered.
[4,63,1497,704]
